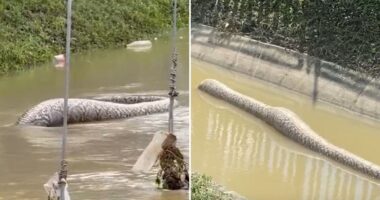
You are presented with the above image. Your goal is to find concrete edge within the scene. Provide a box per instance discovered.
[191,24,380,120]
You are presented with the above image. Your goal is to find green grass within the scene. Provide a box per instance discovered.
[0,0,188,75]
[191,173,235,200]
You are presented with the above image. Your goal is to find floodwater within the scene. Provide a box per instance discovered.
[192,59,380,200]
[0,30,189,200]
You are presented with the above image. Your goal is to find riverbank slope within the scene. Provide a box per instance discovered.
[0,0,188,75]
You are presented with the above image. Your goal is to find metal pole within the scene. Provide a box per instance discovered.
[60,0,72,199]
[168,0,178,134]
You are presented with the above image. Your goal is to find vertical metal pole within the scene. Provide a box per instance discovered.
[168,0,178,134]
[60,0,72,199]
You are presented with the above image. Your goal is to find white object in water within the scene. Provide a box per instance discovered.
[132,132,168,172]
[126,40,152,52]
[127,40,152,48]
[179,36,183,40]
[154,37,158,41]
[44,172,71,200]
[53,54,65,68]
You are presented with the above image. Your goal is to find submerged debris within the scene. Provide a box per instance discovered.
[156,133,189,190]
[44,172,71,200]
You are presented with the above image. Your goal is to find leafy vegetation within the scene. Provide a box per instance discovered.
[191,173,235,200]
[192,0,380,77]
[0,0,188,75]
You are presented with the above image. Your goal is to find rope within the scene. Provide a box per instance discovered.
[168,0,178,134]
[59,0,73,199]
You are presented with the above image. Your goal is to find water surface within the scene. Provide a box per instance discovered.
[192,59,380,200]
[0,30,189,200]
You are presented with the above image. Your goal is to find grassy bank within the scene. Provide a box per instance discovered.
[0,0,188,75]
[191,173,239,200]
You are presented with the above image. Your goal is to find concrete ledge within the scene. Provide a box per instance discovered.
[192,24,380,120]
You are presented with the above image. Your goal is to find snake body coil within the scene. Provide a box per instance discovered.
[199,79,380,180]
[17,94,175,127]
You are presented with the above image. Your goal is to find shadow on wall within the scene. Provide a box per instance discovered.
[191,24,380,107]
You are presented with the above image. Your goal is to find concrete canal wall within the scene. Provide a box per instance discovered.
[192,24,380,120]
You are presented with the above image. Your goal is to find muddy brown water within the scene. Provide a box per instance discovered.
[192,59,380,200]
[0,30,189,200]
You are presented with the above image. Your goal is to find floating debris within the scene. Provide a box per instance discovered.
[127,40,152,47]
[44,172,71,200]
[126,40,152,52]
[53,54,65,68]
[132,133,168,172]
[156,133,189,190]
